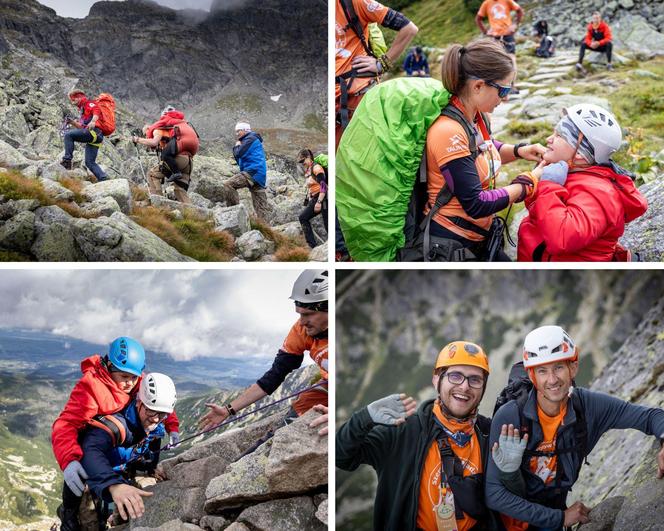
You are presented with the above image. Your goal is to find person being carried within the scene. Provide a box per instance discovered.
[335,0,418,149]
[53,337,179,531]
[60,90,109,181]
[516,104,647,261]
[403,46,430,77]
[80,373,177,526]
[576,11,613,73]
[337,341,501,531]
[200,270,329,433]
[475,0,524,54]
[486,325,664,530]
[224,122,271,222]
[298,149,328,249]
[132,105,199,205]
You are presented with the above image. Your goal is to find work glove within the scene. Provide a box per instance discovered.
[540,160,569,186]
[169,431,180,446]
[491,429,528,473]
[64,460,88,497]
[367,394,408,426]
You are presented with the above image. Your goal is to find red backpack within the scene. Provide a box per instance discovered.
[95,93,116,136]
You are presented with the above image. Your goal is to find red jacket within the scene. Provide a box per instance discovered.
[584,21,612,47]
[517,166,647,262]
[146,110,199,156]
[77,97,101,126]
[51,355,180,470]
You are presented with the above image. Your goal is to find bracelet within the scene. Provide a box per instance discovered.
[513,142,527,159]
[378,54,392,72]
[226,403,236,416]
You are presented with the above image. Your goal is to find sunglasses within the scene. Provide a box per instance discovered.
[469,76,513,98]
[143,404,168,421]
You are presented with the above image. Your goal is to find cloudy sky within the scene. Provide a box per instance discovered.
[38,0,214,18]
[0,269,306,362]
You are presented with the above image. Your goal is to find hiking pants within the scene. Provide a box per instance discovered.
[63,127,108,181]
[225,171,271,222]
[299,194,327,248]
[59,483,82,531]
[579,41,612,64]
[492,34,516,54]
[147,154,192,204]
[160,137,179,176]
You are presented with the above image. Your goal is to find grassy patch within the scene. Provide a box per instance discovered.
[504,120,551,145]
[216,93,263,113]
[130,183,149,202]
[400,0,478,48]
[132,206,235,261]
[303,112,326,133]
[57,177,86,204]
[0,250,31,262]
[250,216,311,261]
[0,170,51,203]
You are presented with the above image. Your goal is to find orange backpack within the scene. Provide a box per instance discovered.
[95,93,116,136]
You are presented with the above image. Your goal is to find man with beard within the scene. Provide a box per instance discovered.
[336,341,500,530]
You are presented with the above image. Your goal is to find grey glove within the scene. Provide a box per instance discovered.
[367,394,407,426]
[492,430,527,473]
[540,160,569,186]
[169,431,180,446]
[64,460,88,496]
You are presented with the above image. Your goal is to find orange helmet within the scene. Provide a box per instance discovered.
[434,341,490,375]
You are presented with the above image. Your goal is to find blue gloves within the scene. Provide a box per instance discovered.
[540,161,569,186]
[64,460,88,496]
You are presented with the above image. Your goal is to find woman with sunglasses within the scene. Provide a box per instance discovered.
[424,38,545,261]
[297,148,328,249]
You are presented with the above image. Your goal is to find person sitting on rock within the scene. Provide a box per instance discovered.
[475,0,524,54]
[224,122,271,222]
[403,46,430,76]
[61,90,108,182]
[486,326,664,530]
[53,337,180,531]
[132,106,199,205]
[576,11,613,73]
[79,373,177,527]
[337,341,499,531]
[298,148,328,249]
[516,104,647,261]
[533,20,555,58]
[200,270,328,434]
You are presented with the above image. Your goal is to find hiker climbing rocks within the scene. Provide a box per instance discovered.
[486,326,664,530]
[60,90,113,181]
[403,46,430,77]
[415,39,546,261]
[516,104,647,261]
[576,11,614,73]
[475,0,524,54]
[337,341,501,531]
[53,337,179,531]
[335,0,418,149]
[298,148,328,249]
[132,105,199,205]
[78,373,177,526]
[200,270,328,432]
[225,122,271,222]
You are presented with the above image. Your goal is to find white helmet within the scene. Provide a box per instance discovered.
[563,104,622,164]
[290,269,328,303]
[161,105,176,116]
[138,372,177,413]
[523,325,578,369]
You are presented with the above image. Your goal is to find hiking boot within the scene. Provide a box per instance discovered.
[607,63,614,71]
[165,172,182,183]
[575,63,587,75]
[57,503,81,531]
[60,159,73,170]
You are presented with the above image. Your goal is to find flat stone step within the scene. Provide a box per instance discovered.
[528,72,567,82]
[534,66,574,75]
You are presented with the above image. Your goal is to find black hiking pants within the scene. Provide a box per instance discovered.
[579,41,612,64]
[299,194,328,249]
[59,483,82,531]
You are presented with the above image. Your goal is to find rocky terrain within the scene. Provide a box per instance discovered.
[335,269,664,529]
[0,0,328,261]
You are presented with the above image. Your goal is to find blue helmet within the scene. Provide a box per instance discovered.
[108,337,145,377]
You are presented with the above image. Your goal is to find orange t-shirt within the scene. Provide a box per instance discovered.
[417,402,482,531]
[477,0,521,36]
[335,0,388,99]
[307,163,325,196]
[501,403,568,531]
[425,98,502,241]
[282,321,329,415]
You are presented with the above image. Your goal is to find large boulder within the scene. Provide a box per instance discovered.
[519,95,611,125]
[79,196,122,218]
[212,204,250,237]
[83,179,133,214]
[612,14,664,59]
[71,212,194,262]
[191,173,235,204]
[39,177,75,202]
[235,497,325,531]
[0,138,30,168]
[149,194,211,219]
[0,199,40,221]
[620,177,664,261]
[235,230,274,261]
[309,244,326,262]
[0,210,36,254]
[32,205,85,261]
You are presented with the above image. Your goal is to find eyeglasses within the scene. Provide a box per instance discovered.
[469,76,513,98]
[446,371,485,389]
[143,405,168,421]
[298,159,306,164]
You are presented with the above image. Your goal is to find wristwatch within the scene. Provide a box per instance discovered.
[513,142,528,159]
[226,403,236,416]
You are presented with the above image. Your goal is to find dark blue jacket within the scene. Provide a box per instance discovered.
[232,131,267,188]
[403,52,429,76]
[80,400,165,502]
[486,387,664,529]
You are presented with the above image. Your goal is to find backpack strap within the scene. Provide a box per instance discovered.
[440,105,479,160]
[437,437,465,520]
[340,0,375,58]
[89,415,126,447]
